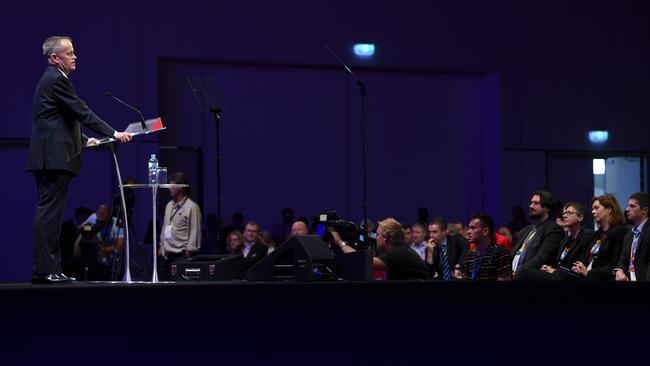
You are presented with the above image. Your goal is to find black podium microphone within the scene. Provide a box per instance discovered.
[106,92,147,131]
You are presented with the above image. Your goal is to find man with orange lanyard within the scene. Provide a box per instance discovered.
[614,192,650,281]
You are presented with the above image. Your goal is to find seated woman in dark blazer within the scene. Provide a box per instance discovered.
[516,202,593,281]
[572,194,628,280]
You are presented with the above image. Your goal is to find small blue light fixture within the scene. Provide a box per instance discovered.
[589,130,609,144]
[353,43,375,57]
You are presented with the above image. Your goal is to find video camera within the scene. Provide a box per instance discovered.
[312,210,363,251]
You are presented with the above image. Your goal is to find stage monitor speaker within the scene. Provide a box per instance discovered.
[246,235,335,281]
[170,254,245,281]
[335,250,373,281]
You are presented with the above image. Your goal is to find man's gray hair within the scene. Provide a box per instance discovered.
[42,36,71,57]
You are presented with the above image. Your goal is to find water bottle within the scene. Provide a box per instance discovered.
[148,154,159,184]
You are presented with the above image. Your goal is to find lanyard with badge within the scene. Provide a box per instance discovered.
[164,198,187,240]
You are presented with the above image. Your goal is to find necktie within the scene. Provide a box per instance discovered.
[629,228,641,273]
[439,243,453,281]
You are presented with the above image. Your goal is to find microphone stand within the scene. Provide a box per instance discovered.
[187,77,225,251]
[106,92,147,132]
[325,45,370,252]
[211,106,223,250]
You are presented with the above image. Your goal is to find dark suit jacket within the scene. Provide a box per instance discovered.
[27,65,116,176]
[513,218,564,272]
[579,224,628,280]
[615,221,650,280]
[555,229,594,269]
[238,241,268,269]
[430,234,469,279]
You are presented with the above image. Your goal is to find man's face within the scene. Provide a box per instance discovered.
[467,218,487,243]
[411,225,425,244]
[96,205,110,223]
[51,39,76,75]
[168,179,182,199]
[625,199,647,225]
[403,227,412,244]
[376,226,388,250]
[291,221,308,236]
[243,224,259,243]
[428,224,447,245]
[562,205,583,227]
[529,195,547,220]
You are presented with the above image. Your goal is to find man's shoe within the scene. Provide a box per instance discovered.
[57,273,76,282]
[31,274,65,284]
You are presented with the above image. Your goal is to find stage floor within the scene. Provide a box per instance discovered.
[2,280,649,363]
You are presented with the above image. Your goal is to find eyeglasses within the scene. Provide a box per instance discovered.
[563,211,578,216]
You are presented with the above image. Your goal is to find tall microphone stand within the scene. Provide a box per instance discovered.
[325,45,370,251]
[211,106,223,250]
[187,77,227,251]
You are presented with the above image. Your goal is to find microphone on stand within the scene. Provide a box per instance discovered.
[106,92,147,131]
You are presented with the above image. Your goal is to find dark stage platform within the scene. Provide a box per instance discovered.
[2,280,648,363]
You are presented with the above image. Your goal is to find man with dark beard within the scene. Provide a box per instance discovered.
[511,190,564,278]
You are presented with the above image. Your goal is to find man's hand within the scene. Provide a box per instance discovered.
[86,137,100,147]
[572,261,588,276]
[615,270,629,281]
[329,230,344,247]
[541,265,556,273]
[114,131,133,143]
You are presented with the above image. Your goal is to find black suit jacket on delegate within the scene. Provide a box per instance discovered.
[240,241,268,269]
[430,234,469,279]
[27,65,116,176]
[513,219,564,271]
[615,221,650,280]
[554,229,594,269]
[579,224,628,280]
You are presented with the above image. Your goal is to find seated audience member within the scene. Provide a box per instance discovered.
[614,192,650,281]
[271,207,294,244]
[291,220,309,237]
[425,217,468,280]
[495,231,513,251]
[498,226,512,242]
[402,224,412,246]
[222,212,244,239]
[409,223,427,261]
[74,204,125,281]
[516,202,593,281]
[259,231,278,254]
[332,218,429,280]
[571,194,628,280]
[226,231,244,254]
[238,221,267,269]
[512,191,564,277]
[460,214,511,281]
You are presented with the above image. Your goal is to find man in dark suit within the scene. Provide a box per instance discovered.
[238,221,268,269]
[27,36,132,283]
[614,192,650,281]
[511,190,564,277]
[425,217,468,280]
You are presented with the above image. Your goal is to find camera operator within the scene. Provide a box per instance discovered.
[330,217,429,280]
[73,204,124,280]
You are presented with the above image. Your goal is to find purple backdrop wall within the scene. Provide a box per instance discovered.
[1,0,649,281]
